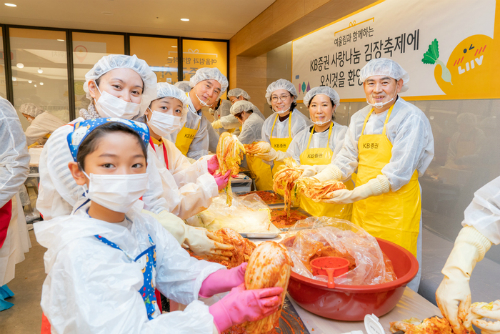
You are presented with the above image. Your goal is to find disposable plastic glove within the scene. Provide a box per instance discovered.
[199,263,247,298]
[214,170,231,191]
[313,164,343,182]
[298,165,329,179]
[471,300,500,334]
[322,174,390,204]
[209,284,283,333]
[212,120,223,129]
[254,147,289,162]
[436,226,493,334]
[207,154,219,175]
[142,210,234,260]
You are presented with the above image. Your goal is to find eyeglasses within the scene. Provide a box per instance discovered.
[271,94,291,103]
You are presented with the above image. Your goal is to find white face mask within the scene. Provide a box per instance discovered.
[274,106,290,115]
[82,171,148,213]
[94,83,141,119]
[195,93,212,107]
[148,110,182,137]
[366,87,398,109]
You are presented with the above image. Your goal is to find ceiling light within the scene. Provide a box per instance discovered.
[168,57,173,59]
[28,80,32,83]
[40,82,44,85]
[4,3,17,7]
[57,39,65,42]
[180,18,189,21]
[34,84,37,87]
[16,63,24,68]
[38,68,43,73]
[172,46,177,48]
[12,77,16,81]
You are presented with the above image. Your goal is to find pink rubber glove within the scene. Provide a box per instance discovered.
[214,170,231,191]
[199,263,247,298]
[207,155,219,175]
[209,284,283,333]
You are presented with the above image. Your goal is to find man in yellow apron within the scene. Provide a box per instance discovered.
[255,79,312,176]
[306,59,434,292]
[230,101,273,190]
[170,68,228,160]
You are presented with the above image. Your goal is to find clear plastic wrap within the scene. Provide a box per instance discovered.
[281,216,397,285]
[186,194,273,233]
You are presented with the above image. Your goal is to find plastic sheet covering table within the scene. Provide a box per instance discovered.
[288,287,440,334]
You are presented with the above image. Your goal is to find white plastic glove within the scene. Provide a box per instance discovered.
[436,226,493,334]
[298,165,329,179]
[471,300,500,334]
[212,120,223,129]
[142,210,234,260]
[254,147,289,162]
[321,174,390,204]
[313,164,343,182]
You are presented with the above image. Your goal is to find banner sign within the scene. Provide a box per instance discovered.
[292,0,498,101]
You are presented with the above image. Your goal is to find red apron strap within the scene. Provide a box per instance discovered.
[0,200,13,248]
[149,138,169,170]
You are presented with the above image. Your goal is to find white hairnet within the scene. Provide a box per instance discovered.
[153,82,189,124]
[189,68,228,98]
[174,81,192,93]
[265,79,297,105]
[303,86,340,108]
[230,100,255,116]
[227,88,250,100]
[20,103,44,118]
[83,54,158,115]
[359,58,409,92]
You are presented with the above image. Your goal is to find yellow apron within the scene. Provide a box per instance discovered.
[299,123,353,220]
[175,92,200,156]
[247,154,273,191]
[351,105,421,256]
[269,114,293,176]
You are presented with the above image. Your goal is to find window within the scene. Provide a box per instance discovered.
[130,36,178,85]
[10,28,69,125]
[0,29,6,99]
[182,39,227,96]
[72,32,124,111]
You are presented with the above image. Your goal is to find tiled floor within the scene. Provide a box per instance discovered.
[0,230,46,333]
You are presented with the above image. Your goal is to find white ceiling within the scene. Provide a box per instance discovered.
[0,0,275,40]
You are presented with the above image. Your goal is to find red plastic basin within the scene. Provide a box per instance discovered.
[283,236,419,321]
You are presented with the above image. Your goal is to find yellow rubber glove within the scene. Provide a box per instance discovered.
[436,226,492,334]
[471,300,500,334]
[254,147,289,162]
[212,120,223,129]
[322,174,390,204]
[313,164,343,182]
[142,210,234,260]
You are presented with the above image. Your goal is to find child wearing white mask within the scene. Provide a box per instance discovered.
[37,54,233,262]
[35,119,283,334]
[144,82,231,192]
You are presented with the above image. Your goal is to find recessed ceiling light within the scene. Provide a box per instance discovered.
[12,77,16,81]
[57,39,65,42]
[180,18,189,21]
[38,68,43,73]
[28,80,32,83]
[172,46,177,48]
[4,3,17,7]
[34,84,37,87]
[168,57,173,59]
[40,82,44,85]
[16,63,24,68]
